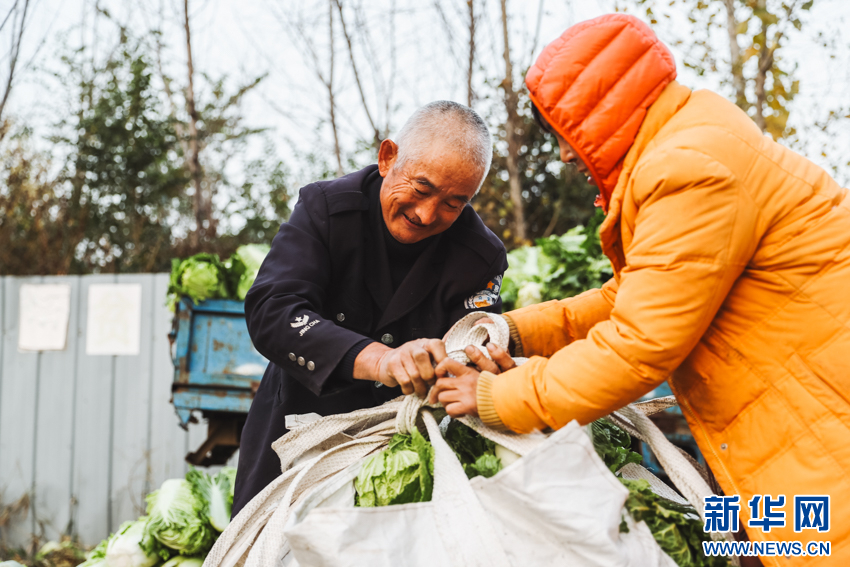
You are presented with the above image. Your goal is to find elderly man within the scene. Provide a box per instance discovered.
[232,100,507,515]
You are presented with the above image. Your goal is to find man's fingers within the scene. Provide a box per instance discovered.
[487,343,517,372]
[465,345,500,374]
[389,357,415,395]
[472,317,494,327]
[399,350,428,398]
[411,346,435,384]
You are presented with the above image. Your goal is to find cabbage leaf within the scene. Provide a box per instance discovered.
[621,479,728,567]
[106,518,165,567]
[354,430,434,507]
[590,418,643,473]
[167,253,228,308]
[144,479,214,556]
[187,467,235,532]
[225,244,270,301]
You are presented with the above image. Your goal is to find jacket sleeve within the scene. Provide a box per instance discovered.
[504,277,619,358]
[481,149,760,433]
[245,184,372,396]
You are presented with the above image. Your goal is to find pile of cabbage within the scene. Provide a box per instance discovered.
[500,221,612,311]
[167,244,270,309]
[77,468,236,567]
[353,418,723,567]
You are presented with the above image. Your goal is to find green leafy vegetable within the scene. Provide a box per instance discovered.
[106,519,165,567]
[590,418,643,473]
[621,479,728,567]
[219,466,237,502]
[354,429,434,507]
[144,479,215,556]
[167,253,228,308]
[225,244,270,300]
[187,467,235,532]
[161,556,205,567]
[501,211,612,311]
[444,420,503,479]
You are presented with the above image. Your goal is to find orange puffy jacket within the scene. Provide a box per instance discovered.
[476,14,850,563]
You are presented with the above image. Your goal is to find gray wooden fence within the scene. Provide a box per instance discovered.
[0,274,237,548]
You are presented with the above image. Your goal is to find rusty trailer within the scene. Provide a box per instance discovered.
[170,298,267,466]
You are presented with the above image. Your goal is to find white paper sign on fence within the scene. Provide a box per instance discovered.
[18,284,72,352]
[86,284,142,356]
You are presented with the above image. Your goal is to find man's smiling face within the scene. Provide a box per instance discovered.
[377,139,482,244]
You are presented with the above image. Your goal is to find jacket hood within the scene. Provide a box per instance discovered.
[526,14,677,209]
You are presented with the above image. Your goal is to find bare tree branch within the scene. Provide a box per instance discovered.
[333,0,381,149]
[0,0,30,128]
[183,0,210,243]
[328,0,344,176]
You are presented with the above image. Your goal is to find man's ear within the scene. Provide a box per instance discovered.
[377,139,398,177]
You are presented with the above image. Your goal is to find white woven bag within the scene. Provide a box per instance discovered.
[203,312,735,567]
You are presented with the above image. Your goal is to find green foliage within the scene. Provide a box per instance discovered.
[590,419,644,474]
[444,420,503,479]
[54,39,189,273]
[354,430,435,507]
[0,123,74,275]
[627,0,815,142]
[621,479,728,567]
[500,209,612,311]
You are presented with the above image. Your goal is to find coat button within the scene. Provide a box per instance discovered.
[381,333,394,345]
[336,313,345,322]
[289,353,296,361]
[297,356,305,366]
[720,443,728,451]
[307,361,315,371]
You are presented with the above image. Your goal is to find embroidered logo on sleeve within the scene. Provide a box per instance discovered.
[463,274,503,309]
[290,315,310,328]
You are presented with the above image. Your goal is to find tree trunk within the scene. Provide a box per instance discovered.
[183,0,209,245]
[500,0,526,244]
[722,0,748,112]
[466,0,475,107]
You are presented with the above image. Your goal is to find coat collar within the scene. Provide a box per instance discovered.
[362,172,444,329]
[599,80,692,274]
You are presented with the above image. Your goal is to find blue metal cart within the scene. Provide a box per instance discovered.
[170,298,268,466]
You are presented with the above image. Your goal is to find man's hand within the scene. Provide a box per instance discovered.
[428,358,480,418]
[463,343,516,375]
[354,339,447,398]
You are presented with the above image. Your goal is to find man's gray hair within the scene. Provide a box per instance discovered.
[393,101,493,192]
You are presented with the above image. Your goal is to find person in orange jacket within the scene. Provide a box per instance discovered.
[430,13,850,565]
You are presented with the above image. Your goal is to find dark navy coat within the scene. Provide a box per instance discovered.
[232,165,507,515]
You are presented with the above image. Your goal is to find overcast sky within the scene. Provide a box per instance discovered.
[6,0,850,188]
